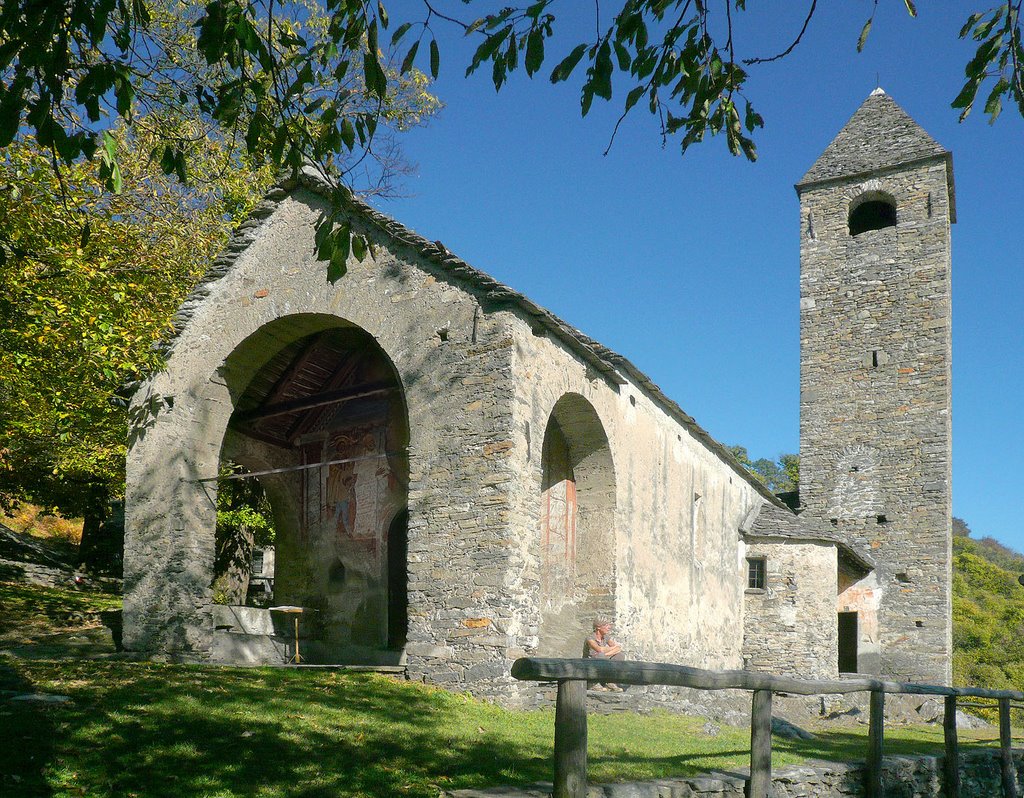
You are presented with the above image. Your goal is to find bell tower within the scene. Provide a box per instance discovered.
[796,89,954,684]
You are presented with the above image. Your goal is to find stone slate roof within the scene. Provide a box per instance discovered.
[796,89,955,221]
[741,502,875,574]
[163,166,788,510]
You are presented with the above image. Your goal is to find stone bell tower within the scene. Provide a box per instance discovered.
[796,89,954,684]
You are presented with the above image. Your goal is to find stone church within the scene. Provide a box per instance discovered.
[123,89,953,702]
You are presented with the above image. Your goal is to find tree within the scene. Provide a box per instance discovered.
[0,117,274,528]
[1,2,1020,255]
[0,7,439,528]
[727,445,798,494]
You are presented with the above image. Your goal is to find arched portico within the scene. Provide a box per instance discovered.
[125,313,410,665]
[537,392,616,656]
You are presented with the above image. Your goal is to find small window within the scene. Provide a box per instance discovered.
[850,199,897,236]
[251,549,265,576]
[747,557,766,590]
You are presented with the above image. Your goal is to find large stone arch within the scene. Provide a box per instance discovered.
[125,312,412,664]
[537,392,617,656]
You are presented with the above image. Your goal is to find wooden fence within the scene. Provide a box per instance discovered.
[511,657,1024,798]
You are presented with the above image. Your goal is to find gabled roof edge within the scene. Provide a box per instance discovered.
[155,168,788,511]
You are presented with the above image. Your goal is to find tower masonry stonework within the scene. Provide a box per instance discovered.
[795,90,954,684]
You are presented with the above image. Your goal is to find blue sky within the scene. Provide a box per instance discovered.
[379,3,1024,551]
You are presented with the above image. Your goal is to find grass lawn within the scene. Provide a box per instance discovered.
[0,580,1012,797]
[0,657,1009,798]
[0,581,123,648]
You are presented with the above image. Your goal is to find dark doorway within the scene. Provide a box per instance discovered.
[838,611,859,673]
[387,509,409,649]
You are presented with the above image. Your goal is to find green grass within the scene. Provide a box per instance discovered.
[0,581,122,647]
[0,658,1008,798]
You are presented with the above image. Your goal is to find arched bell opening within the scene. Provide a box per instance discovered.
[849,192,897,236]
[215,319,409,665]
[537,393,616,657]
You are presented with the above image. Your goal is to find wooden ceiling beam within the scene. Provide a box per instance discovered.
[234,381,396,424]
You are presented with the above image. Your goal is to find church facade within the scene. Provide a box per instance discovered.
[123,90,953,701]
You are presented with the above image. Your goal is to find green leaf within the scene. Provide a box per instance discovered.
[951,77,980,120]
[904,0,917,18]
[430,38,440,79]
[959,13,983,39]
[525,29,544,76]
[467,26,510,77]
[591,41,613,100]
[378,2,388,29]
[401,40,420,74]
[351,233,367,261]
[985,77,1009,122]
[391,22,412,45]
[363,49,387,98]
[550,43,587,83]
[857,18,872,53]
[340,118,355,150]
[328,225,351,282]
[624,85,645,111]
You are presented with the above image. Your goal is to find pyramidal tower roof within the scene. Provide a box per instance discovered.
[796,88,951,190]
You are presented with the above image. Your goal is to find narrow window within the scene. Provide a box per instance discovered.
[251,549,265,576]
[747,557,766,590]
[871,350,879,368]
[850,199,897,235]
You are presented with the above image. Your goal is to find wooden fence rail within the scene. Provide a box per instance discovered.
[511,658,1024,798]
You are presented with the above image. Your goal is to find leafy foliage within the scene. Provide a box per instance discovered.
[3,0,1018,205]
[727,445,798,493]
[0,120,274,517]
[954,4,1024,124]
[952,533,1024,693]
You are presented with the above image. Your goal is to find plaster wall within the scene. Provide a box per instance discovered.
[506,325,764,674]
[742,539,838,679]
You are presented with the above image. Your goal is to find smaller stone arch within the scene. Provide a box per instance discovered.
[537,393,616,656]
[848,190,897,236]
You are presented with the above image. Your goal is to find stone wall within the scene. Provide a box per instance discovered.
[124,187,522,692]
[742,538,838,679]
[446,749,1024,798]
[124,174,782,703]
[797,93,953,684]
[506,321,764,679]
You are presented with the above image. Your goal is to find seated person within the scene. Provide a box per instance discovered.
[584,617,625,692]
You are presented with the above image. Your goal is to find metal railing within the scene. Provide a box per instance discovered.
[511,657,1024,798]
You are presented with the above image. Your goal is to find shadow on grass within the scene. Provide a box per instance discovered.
[0,659,1010,798]
[0,660,56,797]
[2,661,560,797]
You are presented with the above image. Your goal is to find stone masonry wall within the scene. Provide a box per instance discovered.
[798,156,953,684]
[742,539,838,679]
[125,188,525,694]
[504,321,765,691]
[125,175,787,704]
[446,749,1024,798]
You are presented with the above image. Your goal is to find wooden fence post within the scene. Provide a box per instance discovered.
[1000,697,1017,798]
[554,679,588,798]
[866,689,884,798]
[748,689,773,798]
[944,695,960,798]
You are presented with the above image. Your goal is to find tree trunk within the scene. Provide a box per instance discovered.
[214,523,255,604]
